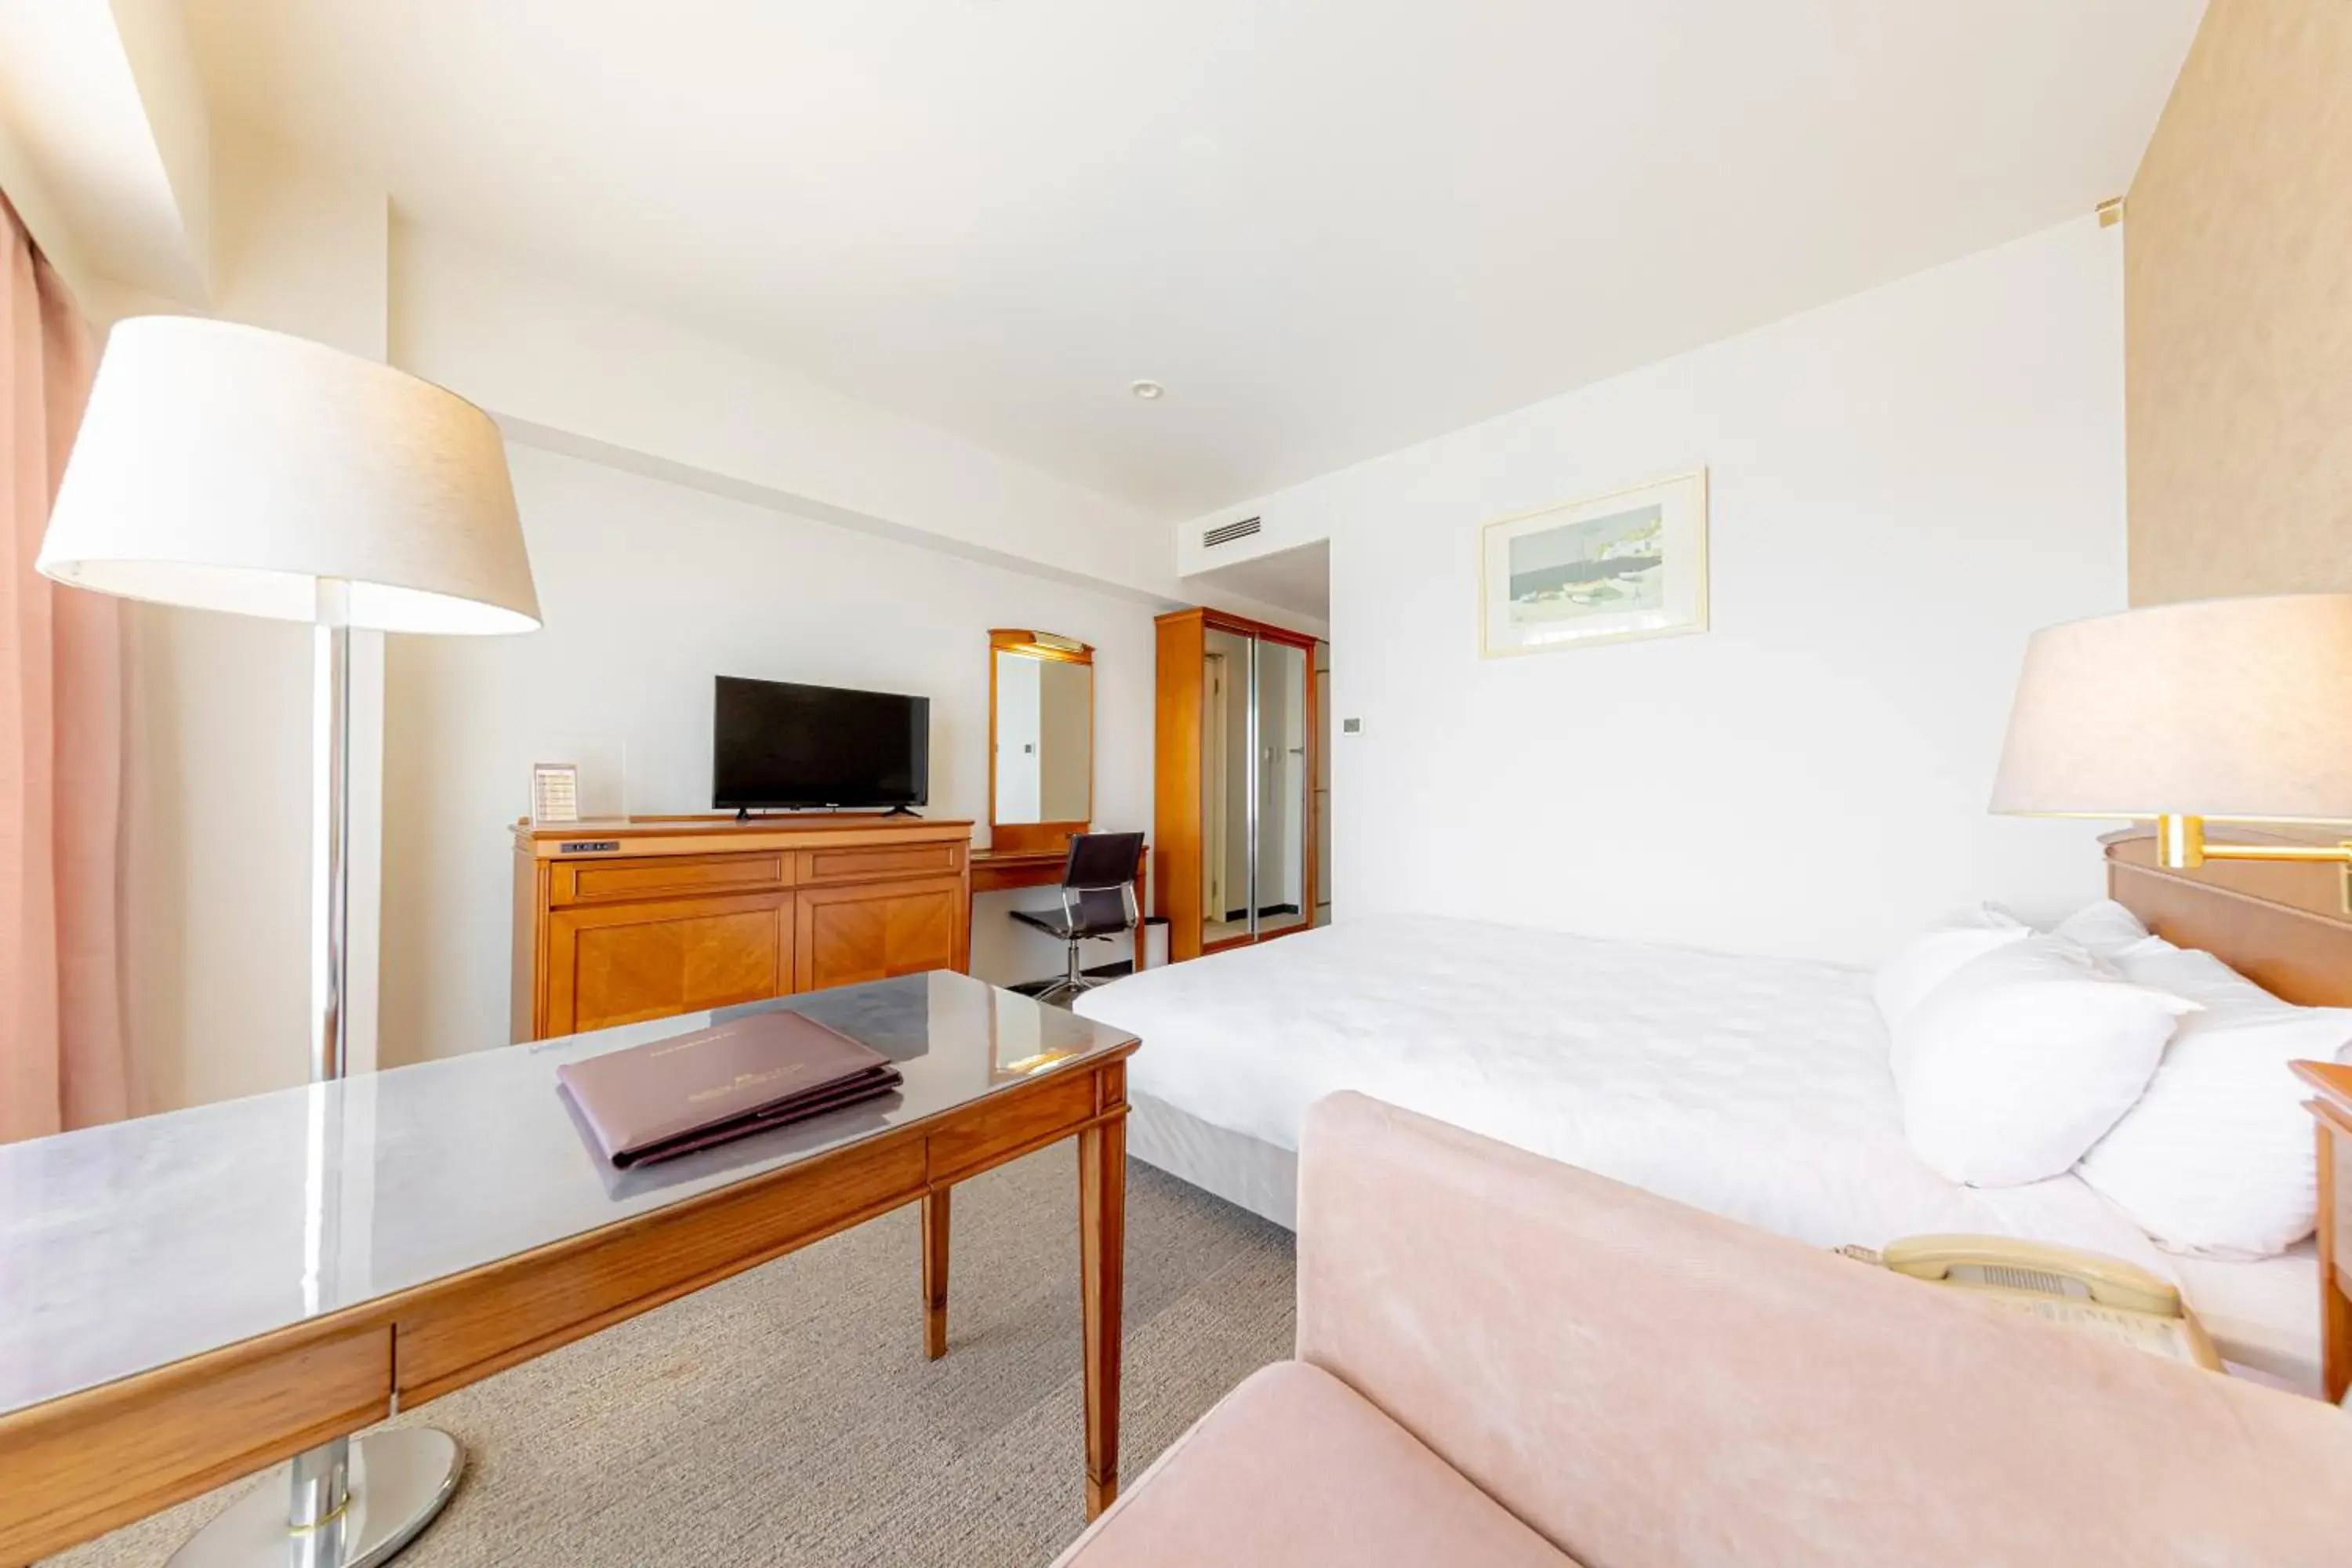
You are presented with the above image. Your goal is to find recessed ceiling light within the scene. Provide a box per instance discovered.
[1130,380,1165,401]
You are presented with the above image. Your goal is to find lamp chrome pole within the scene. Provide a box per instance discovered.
[169,583,465,1568]
[40,317,542,1568]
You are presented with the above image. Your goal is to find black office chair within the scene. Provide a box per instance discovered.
[1011,832,1145,1005]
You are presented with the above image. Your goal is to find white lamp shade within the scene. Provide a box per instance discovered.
[1991,594,2352,822]
[38,316,539,634]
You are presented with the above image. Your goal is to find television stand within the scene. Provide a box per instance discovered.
[510,812,975,1041]
[880,804,921,818]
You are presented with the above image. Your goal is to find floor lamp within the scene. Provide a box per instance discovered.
[38,317,541,1567]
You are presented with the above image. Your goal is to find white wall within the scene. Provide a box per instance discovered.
[379,444,1158,1065]
[1186,217,2126,964]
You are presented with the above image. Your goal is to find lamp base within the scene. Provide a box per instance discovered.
[167,1429,463,1568]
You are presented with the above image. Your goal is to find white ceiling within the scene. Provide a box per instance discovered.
[187,1,2201,520]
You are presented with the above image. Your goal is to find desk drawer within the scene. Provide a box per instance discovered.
[394,1138,926,1403]
[928,1072,1098,1182]
[552,851,790,906]
[797,841,965,886]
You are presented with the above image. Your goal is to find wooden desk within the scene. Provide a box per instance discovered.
[971,842,1154,971]
[2294,1060,2352,1403]
[971,844,1081,895]
[0,975,1138,1563]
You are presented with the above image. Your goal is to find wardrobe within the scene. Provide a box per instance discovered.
[1153,608,1323,962]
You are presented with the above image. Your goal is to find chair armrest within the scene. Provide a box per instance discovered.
[1294,1091,2352,1568]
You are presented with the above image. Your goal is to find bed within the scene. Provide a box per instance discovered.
[1076,832,2344,1389]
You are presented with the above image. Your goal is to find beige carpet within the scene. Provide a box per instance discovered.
[52,1148,1295,1567]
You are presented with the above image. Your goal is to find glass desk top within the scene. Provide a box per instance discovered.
[0,971,1137,1417]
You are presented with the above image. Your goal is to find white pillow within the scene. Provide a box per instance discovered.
[2075,939,2352,1258]
[1872,904,2030,1030]
[2048,898,2152,960]
[1890,935,2197,1187]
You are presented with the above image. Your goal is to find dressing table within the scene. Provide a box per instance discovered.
[977,630,1153,971]
[972,843,1143,895]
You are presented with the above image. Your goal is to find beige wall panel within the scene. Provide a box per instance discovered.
[2126,0,2352,604]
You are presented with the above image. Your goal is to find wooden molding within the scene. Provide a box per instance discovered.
[2104,829,2352,1007]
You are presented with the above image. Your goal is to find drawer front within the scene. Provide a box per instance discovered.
[794,876,965,991]
[927,1071,1098,1183]
[796,841,966,886]
[548,892,793,1035]
[394,1137,927,1404]
[552,851,789,907]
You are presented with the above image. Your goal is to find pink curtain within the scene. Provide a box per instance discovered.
[1,191,125,1142]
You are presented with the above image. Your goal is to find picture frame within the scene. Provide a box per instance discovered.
[1479,470,1708,658]
[532,761,581,825]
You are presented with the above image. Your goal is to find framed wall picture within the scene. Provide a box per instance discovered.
[1479,470,1708,657]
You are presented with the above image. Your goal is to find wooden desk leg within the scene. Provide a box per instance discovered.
[2320,1124,2350,1403]
[922,1187,951,1361]
[1079,1114,1126,1519]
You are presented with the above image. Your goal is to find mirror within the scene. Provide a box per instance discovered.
[1254,638,1310,936]
[1200,626,1251,943]
[990,630,1094,848]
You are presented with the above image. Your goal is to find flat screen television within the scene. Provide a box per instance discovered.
[712,675,930,812]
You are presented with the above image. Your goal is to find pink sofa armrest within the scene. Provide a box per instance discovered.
[1295,1091,2352,1568]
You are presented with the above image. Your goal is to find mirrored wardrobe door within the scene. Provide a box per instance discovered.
[1253,637,1311,937]
[1200,626,1255,948]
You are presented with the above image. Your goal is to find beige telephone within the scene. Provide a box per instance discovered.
[1846,1235,2223,1372]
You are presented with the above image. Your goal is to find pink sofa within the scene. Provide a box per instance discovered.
[1056,1092,2352,1567]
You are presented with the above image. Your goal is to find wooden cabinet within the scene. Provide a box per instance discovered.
[1154,608,1323,964]
[513,815,972,1041]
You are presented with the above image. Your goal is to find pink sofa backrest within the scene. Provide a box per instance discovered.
[1295,1091,2352,1568]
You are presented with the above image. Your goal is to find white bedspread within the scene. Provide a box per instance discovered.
[1077,914,2174,1271]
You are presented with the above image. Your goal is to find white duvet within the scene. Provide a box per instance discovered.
[1077,914,2175,1272]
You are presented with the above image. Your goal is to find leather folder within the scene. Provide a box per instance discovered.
[556,1009,903,1168]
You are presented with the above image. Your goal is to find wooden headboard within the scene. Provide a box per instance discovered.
[2105,826,2352,1007]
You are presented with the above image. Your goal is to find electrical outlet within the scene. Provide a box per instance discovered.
[1342,717,1362,734]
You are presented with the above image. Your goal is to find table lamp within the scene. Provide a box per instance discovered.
[39,316,540,1567]
[1991,593,2352,876]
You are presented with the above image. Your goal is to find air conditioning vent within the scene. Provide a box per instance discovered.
[1202,517,1262,550]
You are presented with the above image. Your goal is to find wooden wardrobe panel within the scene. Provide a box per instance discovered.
[1155,612,1207,962]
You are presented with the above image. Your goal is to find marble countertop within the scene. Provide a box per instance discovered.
[0,971,1135,1417]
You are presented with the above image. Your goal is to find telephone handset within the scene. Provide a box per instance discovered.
[1846,1233,2223,1371]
